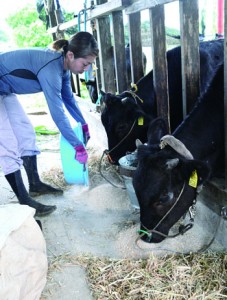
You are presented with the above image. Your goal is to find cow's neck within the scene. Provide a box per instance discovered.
[173,78,223,161]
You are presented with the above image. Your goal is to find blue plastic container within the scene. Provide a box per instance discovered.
[60,122,89,186]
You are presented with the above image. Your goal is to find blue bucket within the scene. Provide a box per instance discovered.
[60,123,89,186]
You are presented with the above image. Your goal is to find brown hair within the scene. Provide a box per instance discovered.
[52,31,99,58]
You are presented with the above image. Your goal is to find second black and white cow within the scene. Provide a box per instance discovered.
[101,39,224,164]
[132,62,224,243]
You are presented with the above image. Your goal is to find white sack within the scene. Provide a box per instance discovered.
[0,204,48,300]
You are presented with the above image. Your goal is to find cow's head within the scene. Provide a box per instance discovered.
[133,118,210,243]
[100,90,153,164]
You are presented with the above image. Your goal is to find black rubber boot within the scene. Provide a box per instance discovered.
[22,155,63,197]
[5,170,57,217]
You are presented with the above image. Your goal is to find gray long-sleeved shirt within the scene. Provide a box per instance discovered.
[0,47,85,147]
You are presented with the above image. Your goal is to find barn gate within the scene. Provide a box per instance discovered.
[47,0,227,246]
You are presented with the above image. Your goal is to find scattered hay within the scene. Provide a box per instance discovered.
[41,167,69,190]
[82,252,227,300]
[39,147,123,191]
[43,252,227,300]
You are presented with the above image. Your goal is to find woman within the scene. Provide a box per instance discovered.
[0,31,99,216]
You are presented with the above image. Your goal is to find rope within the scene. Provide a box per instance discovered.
[195,212,222,253]
[135,182,188,244]
[134,213,222,254]
[126,89,144,104]
[97,83,144,186]
[99,151,126,189]
[105,119,137,160]
[102,86,145,164]
[153,182,186,231]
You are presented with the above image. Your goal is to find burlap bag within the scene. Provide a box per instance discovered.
[0,204,48,300]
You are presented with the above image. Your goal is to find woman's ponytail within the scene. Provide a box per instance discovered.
[52,39,69,54]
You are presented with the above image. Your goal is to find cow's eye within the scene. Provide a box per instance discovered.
[115,123,129,136]
[160,191,174,204]
[116,123,127,131]
[160,194,169,203]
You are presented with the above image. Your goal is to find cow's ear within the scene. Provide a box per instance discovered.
[101,91,116,106]
[181,159,211,185]
[100,90,107,104]
[147,117,169,145]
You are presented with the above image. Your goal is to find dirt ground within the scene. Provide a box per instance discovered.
[1,94,225,300]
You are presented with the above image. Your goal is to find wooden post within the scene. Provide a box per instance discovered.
[44,0,58,40]
[128,12,144,84]
[112,10,128,92]
[96,0,116,93]
[179,0,200,117]
[149,5,170,133]
[45,0,78,94]
[55,9,65,39]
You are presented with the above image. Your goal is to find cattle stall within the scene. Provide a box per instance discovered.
[47,0,227,245]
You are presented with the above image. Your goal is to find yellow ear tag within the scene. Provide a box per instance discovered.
[189,170,198,188]
[138,116,144,126]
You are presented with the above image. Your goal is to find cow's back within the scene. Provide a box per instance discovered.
[102,39,223,126]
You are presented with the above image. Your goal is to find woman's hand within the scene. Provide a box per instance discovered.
[74,145,88,164]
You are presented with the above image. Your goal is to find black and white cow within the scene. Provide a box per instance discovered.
[132,62,224,243]
[101,39,224,164]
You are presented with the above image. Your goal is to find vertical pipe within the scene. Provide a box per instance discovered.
[218,0,224,36]
[224,0,227,188]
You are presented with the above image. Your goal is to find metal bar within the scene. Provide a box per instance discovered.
[224,0,227,188]
[125,0,177,14]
